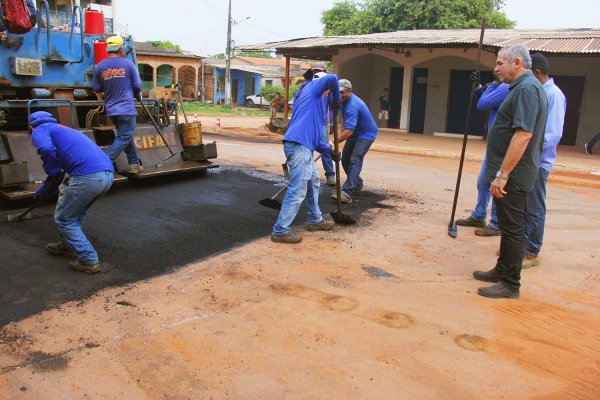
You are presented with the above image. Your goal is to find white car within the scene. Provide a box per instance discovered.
[245,93,293,109]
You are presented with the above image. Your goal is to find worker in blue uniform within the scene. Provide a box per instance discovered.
[271,71,341,244]
[30,111,114,274]
[93,35,144,174]
[332,79,378,204]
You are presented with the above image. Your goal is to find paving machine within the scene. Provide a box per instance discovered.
[0,0,217,201]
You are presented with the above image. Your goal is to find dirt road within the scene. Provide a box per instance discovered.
[1,134,599,399]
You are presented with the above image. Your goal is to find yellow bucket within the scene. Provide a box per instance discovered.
[180,122,202,146]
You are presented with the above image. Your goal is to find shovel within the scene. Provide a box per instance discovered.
[329,109,356,224]
[137,96,177,161]
[174,83,189,124]
[259,154,322,211]
[448,17,487,238]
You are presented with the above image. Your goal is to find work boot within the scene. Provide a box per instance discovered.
[307,219,335,231]
[522,254,540,269]
[46,241,76,257]
[475,225,501,237]
[271,232,303,244]
[69,259,101,274]
[126,164,144,174]
[331,191,352,204]
[473,268,501,283]
[455,216,486,228]
[478,282,519,299]
[326,176,336,186]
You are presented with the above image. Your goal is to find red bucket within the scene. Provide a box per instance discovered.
[93,40,108,64]
[84,10,104,35]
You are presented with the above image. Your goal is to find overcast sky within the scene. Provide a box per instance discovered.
[115,0,599,57]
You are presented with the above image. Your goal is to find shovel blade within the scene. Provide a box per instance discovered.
[448,220,457,238]
[330,211,356,225]
[259,198,282,210]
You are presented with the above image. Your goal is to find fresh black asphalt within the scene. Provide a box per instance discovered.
[0,166,388,327]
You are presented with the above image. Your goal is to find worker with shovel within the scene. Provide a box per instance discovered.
[331,79,378,204]
[271,70,342,244]
[93,35,144,174]
[29,111,114,274]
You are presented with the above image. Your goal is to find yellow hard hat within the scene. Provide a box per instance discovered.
[106,36,124,52]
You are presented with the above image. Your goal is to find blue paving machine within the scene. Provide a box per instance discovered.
[0,1,217,201]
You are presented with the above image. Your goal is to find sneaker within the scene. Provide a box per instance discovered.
[331,191,352,204]
[455,216,486,228]
[584,143,592,155]
[326,176,336,186]
[475,225,501,237]
[271,232,303,244]
[127,164,144,174]
[522,254,540,269]
[46,242,76,257]
[69,259,101,274]
[307,219,335,231]
[478,282,519,299]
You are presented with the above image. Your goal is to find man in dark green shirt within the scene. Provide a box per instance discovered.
[473,44,548,299]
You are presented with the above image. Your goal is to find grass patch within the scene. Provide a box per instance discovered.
[180,102,272,117]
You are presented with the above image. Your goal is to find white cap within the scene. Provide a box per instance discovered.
[339,79,352,91]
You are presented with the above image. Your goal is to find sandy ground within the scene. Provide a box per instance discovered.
[1,130,599,399]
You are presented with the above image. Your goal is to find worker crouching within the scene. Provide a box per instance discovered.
[29,111,114,274]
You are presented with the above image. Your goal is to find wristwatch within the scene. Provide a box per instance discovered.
[495,170,509,180]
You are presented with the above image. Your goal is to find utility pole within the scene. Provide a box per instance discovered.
[224,0,232,107]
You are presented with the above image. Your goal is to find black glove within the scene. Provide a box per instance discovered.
[329,149,341,163]
[303,69,314,81]
[469,69,480,86]
[330,101,340,113]
[134,91,142,102]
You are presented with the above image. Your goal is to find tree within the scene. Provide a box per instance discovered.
[321,0,515,35]
[149,40,181,53]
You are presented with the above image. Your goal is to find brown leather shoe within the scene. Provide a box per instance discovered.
[522,254,540,269]
[69,260,101,274]
[307,219,335,231]
[271,232,303,244]
[475,225,501,236]
[456,216,486,228]
[46,241,76,257]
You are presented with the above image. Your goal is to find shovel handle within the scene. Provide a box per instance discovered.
[138,99,176,157]
[174,84,189,124]
[331,109,343,218]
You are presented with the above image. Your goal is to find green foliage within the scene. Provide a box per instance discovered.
[149,40,182,53]
[321,0,515,35]
[260,84,301,102]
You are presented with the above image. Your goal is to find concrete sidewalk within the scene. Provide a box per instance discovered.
[194,114,600,177]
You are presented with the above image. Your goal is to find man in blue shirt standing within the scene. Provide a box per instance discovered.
[332,79,378,204]
[271,72,341,244]
[93,36,144,174]
[522,53,566,268]
[29,111,114,274]
[456,75,510,236]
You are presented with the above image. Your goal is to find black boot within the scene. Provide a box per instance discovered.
[473,268,501,283]
[478,282,519,299]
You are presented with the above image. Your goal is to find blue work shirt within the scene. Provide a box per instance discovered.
[93,57,142,116]
[283,74,340,155]
[540,77,566,172]
[341,93,378,142]
[476,83,510,129]
[32,122,114,177]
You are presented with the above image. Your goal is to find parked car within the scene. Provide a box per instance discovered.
[245,93,293,110]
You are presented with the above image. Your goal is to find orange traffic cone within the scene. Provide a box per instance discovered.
[216,115,221,127]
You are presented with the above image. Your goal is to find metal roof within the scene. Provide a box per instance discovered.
[235,29,600,59]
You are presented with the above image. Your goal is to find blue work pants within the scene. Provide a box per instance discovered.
[106,115,141,166]
[320,126,334,178]
[341,139,373,194]
[471,157,499,229]
[525,167,550,257]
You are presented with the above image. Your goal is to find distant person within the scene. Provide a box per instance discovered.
[584,132,600,155]
[378,88,391,128]
[473,44,547,299]
[93,35,144,174]
[521,53,566,268]
[331,79,378,204]
[456,72,510,237]
[29,111,114,274]
[270,92,281,118]
[271,68,341,244]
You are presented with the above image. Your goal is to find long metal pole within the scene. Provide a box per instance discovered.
[224,0,232,106]
[284,55,290,119]
[448,17,487,238]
